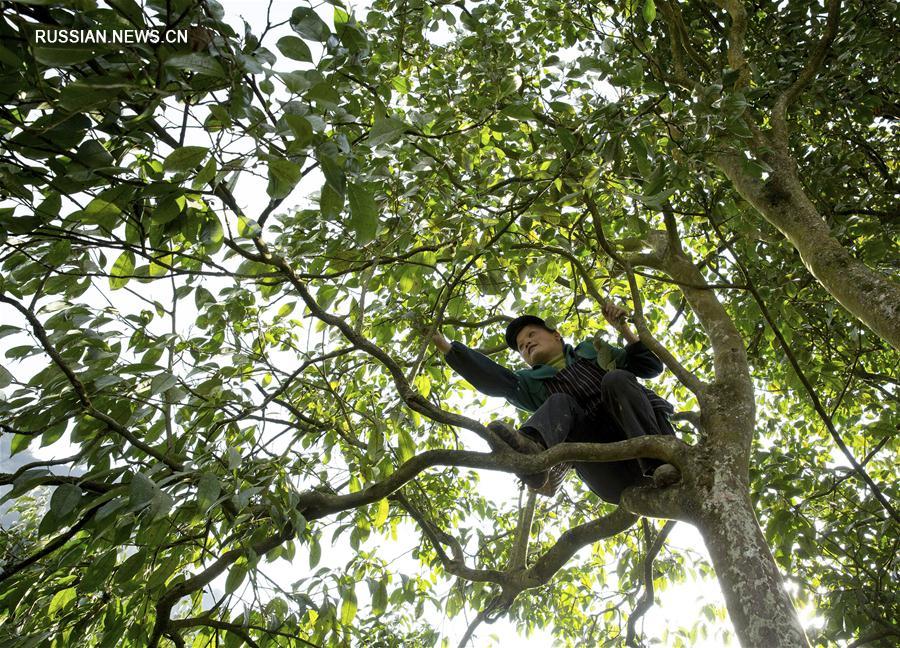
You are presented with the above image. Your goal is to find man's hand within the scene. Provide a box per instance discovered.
[431,332,452,354]
[602,301,629,329]
[602,302,639,343]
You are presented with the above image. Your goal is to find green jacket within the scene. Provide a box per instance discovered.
[445,336,671,414]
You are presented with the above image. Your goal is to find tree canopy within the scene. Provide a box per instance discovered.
[0,1,897,647]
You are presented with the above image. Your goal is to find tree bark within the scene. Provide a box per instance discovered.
[716,153,900,349]
[694,469,809,648]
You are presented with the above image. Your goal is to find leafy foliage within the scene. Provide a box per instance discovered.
[0,1,897,647]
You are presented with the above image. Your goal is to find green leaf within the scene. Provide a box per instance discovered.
[285,115,313,146]
[149,490,174,520]
[109,251,135,290]
[150,372,178,395]
[726,117,754,139]
[75,139,114,168]
[367,113,406,147]
[80,551,117,591]
[41,422,67,447]
[280,71,315,94]
[309,541,321,568]
[276,36,312,62]
[6,345,34,360]
[200,215,224,248]
[334,7,351,25]
[501,103,535,120]
[391,76,410,94]
[58,81,120,113]
[0,365,13,388]
[267,158,302,199]
[319,153,345,197]
[629,135,652,177]
[643,0,657,24]
[34,47,95,66]
[192,158,218,189]
[84,186,131,226]
[115,551,147,583]
[0,43,20,67]
[0,325,19,339]
[164,146,209,173]
[149,253,173,277]
[347,183,378,244]
[227,447,242,470]
[195,286,215,309]
[642,163,667,197]
[398,429,415,463]
[338,24,368,53]
[129,472,157,509]
[48,587,77,617]
[237,216,261,238]
[165,53,225,77]
[11,433,32,456]
[339,588,357,625]
[373,498,389,528]
[225,562,248,594]
[197,472,221,510]
[371,579,388,616]
[50,483,82,518]
[291,7,330,41]
[152,195,185,224]
[43,239,70,265]
[306,81,340,107]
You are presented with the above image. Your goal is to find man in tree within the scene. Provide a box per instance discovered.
[431,303,680,501]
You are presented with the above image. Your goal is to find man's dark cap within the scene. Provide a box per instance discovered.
[505,315,555,351]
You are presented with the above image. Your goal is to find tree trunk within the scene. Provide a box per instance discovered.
[716,153,900,349]
[696,476,809,648]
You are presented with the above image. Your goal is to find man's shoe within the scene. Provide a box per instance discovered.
[487,421,549,489]
[487,421,544,453]
[652,463,681,488]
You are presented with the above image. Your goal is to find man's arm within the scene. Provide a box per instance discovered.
[602,302,664,378]
[432,332,521,400]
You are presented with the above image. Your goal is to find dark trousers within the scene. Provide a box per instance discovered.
[521,369,672,504]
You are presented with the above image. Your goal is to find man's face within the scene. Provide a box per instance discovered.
[515,324,563,367]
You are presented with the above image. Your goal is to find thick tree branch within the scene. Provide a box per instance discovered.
[713,152,900,349]
[524,507,639,584]
[589,196,755,448]
[0,454,82,484]
[300,435,689,520]
[147,435,686,643]
[620,480,692,521]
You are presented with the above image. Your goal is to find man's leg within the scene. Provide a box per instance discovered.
[486,393,581,492]
[520,392,583,448]
[522,393,650,503]
[600,369,679,484]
